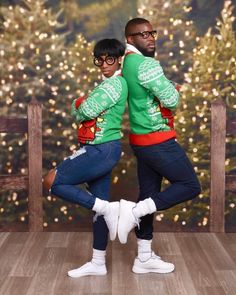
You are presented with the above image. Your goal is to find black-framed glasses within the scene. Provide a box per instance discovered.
[93,56,117,67]
[129,30,157,39]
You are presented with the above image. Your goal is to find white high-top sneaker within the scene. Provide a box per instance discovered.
[93,198,120,241]
[118,200,140,244]
[132,251,175,274]
[118,198,156,244]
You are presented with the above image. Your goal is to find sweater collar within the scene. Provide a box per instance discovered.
[102,69,122,81]
[126,43,143,55]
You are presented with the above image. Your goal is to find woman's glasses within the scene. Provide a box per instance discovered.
[93,56,116,67]
[129,30,157,39]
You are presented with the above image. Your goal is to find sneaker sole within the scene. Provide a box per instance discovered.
[132,265,175,274]
[68,270,107,278]
[109,202,120,241]
[117,199,130,244]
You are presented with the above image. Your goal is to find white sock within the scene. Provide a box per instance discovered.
[133,198,156,219]
[91,248,106,266]
[137,239,152,261]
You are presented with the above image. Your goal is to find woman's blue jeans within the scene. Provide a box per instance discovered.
[51,140,121,250]
[131,138,201,240]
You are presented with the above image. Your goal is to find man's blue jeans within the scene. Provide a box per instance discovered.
[51,140,121,250]
[131,138,201,240]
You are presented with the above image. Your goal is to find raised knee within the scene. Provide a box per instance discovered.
[191,181,201,199]
[43,169,56,191]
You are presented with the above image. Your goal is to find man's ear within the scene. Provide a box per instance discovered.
[126,36,134,45]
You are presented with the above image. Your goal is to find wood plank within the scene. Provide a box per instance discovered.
[154,233,198,295]
[214,233,236,263]
[195,233,235,270]
[0,233,30,291]
[0,232,10,247]
[0,117,28,133]
[26,247,66,295]
[46,232,70,248]
[215,270,236,294]
[27,98,43,232]
[0,277,32,295]
[0,175,28,191]
[176,233,224,294]
[163,258,198,295]
[153,232,182,256]
[210,99,226,232]
[9,232,50,277]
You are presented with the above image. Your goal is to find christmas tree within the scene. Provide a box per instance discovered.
[175,0,236,229]
[0,0,99,227]
[137,0,197,83]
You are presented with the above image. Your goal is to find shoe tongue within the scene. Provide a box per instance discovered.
[151,251,160,259]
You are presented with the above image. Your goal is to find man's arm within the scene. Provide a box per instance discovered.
[138,58,180,110]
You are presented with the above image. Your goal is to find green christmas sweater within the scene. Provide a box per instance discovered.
[71,73,128,145]
[122,44,180,146]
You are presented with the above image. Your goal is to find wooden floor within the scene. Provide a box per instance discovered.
[0,232,235,295]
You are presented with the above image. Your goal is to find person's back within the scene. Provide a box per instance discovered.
[123,52,178,135]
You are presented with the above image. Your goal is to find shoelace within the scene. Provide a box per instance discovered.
[151,251,161,259]
[137,251,161,263]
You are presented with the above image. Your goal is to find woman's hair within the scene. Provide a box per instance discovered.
[93,39,125,58]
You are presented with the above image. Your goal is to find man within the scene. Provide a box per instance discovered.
[119,18,201,274]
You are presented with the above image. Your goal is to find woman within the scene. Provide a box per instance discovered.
[43,39,128,277]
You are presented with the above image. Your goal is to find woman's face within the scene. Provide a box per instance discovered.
[94,55,121,78]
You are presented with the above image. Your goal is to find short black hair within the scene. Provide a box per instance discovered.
[125,18,150,38]
[93,39,125,58]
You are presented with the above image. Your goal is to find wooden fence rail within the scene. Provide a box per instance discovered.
[0,97,43,231]
[210,98,236,232]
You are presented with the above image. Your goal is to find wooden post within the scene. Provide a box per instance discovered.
[210,98,226,232]
[27,97,43,232]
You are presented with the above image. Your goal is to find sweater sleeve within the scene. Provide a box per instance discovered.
[137,57,180,109]
[71,77,124,122]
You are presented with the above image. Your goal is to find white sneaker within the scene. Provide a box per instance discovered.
[103,201,120,241]
[68,262,107,278]
[132,252,175,274]
[118,199,140,244]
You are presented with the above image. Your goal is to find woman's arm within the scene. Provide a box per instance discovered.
[71,77,124,123]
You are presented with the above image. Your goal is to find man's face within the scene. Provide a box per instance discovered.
[127,22,156,57]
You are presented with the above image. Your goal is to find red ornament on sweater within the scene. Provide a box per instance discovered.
[157,83,181,129]
[74,95,98,143]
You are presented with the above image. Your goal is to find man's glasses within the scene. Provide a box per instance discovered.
[129,30,157,39]
[93,56,116,67]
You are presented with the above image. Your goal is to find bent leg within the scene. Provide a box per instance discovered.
[153,153,201,210]
[133,139,201,211]
[47,143,119,209]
